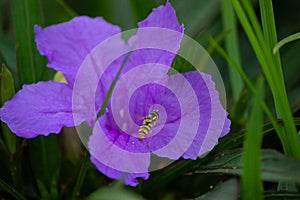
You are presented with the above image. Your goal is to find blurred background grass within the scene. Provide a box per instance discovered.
[0,0,300,199]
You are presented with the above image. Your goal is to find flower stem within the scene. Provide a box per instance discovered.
[97,50,133,118]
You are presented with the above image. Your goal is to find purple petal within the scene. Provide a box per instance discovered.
[0,81,87,138]
[86,1,185,152]
[88,118,151,174]
[101,65,177,154]
[35,16,122,85]
[124,1,184,73]
[90,156,149,186]
[103,68,230,160]
[220,116,231,138]
[181,72,231,159]
[138,1,183,31]
[99,64,200,161]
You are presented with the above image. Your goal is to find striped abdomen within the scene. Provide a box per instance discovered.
[138,110,159,140]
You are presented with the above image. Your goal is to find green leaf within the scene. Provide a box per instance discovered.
[273,32,300,54]
[55,0,77,18]
[11,0,50,88]
[232,0,300,158]
[28,135,61,199]
[196,178,239,200]
[87,182,144,200]
[0,178,26,200]
[144,118,300,192]
[0,64,16,154]
[241,77,264,200]
[71,151,88,199]
[221,0,243,101]
[173,0,220,37]
[0,36,16,73]
[195,149,300,184]
[260,0,300,158]
[264,192,300,200]
[229,88,250,128]
[0,64,15,107]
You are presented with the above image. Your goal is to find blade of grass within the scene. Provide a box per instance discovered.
[221,0,243,101]
[273,32,300,54]
[11,0,49,88]
[0,178,26,200]
[232,0,300,158]
[259,0,300,190]
[259,0,300,158]
[72,151,88,200]
[55,0,77,18]
[240,0,266,51]
[207,36,282,142]
[97,50,132,118]
[241,77,264,200]
[29,135,61,199]
[231,1,275,93]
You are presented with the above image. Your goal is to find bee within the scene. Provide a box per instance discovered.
[138,109,159,140]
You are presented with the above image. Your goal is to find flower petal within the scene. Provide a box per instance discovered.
[90,156,149,186]
[138,1,184,31]
[181,71,231,159]
[87,1,185,154]
[124,1,184,73]
[0,81,87,138]
[35,16,122,85]
[88,117,151,174]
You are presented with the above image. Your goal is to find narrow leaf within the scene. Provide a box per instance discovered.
[273,32,300,54]
[0,64,16,154]
[11,0,50,88]
[72,152,88,199]
[241,77,264,200]
[28,135,61,199]
[196,178,239,200]
[221,0,243,101]
[55,0,77,17]
[196,149,300,184]
[0,178,26,200]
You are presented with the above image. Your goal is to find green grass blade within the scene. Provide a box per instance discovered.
[98,51,132,118]
[259,0,300,157]
[241,77,264,200]
[0,178,26,200]
[207,36,282,146]
[0,36,16,72]
[72,151,88,199]
[232,0,300,158]
[55,0,77,17]
[11,0,49,88]
[221,0,243,101]
[231,0,273,91]
[29,135,61,199]
[241,0,266,52]
[273,32,300,54]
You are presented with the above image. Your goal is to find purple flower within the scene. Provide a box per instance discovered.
[0,2,230,186]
